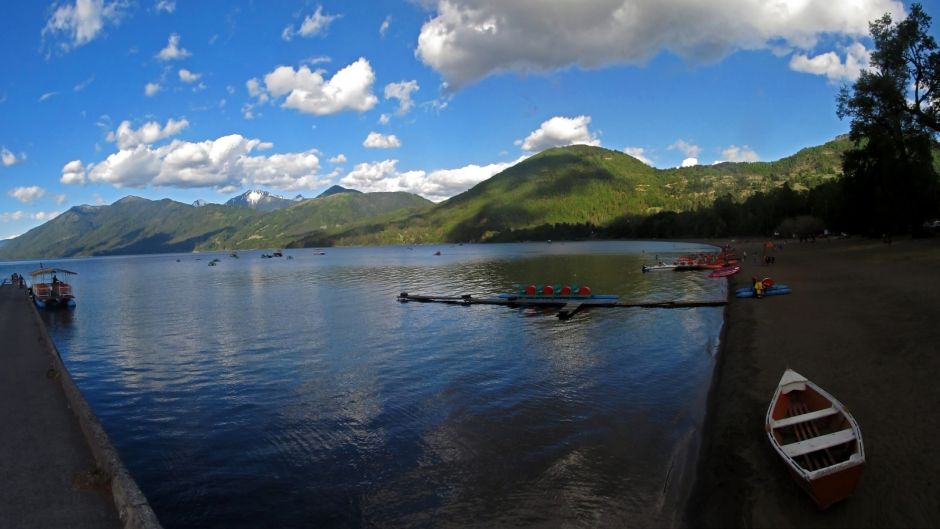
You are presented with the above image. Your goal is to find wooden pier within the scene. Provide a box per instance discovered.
[397,292,726,320]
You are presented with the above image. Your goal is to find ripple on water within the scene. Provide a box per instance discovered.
[10,242,725,528]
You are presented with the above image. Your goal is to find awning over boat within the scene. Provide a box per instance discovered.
[30,267,78,277]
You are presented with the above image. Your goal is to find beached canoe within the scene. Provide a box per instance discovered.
[765,369,865,510]
[708,265,741,278]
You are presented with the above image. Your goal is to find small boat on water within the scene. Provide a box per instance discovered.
[766,369,865,509]
[29,267,77,309]
[642,263,678,272]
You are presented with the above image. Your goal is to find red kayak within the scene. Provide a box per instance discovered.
[708,265,741,278]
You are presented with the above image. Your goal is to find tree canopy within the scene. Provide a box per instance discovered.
[837,3,940,235]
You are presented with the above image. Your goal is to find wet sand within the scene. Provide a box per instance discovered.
[686,236,940,528]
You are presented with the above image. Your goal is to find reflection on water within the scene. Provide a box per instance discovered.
[1,241,724,528]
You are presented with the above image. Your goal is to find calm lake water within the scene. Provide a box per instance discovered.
[2,241,725,528]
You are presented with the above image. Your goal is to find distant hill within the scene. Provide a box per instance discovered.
[317,185,361,198]
[0,137,858,259]
[0,191,434,259]
[208,191,433,249]
[316,137,852,245]
[225,190,298,212]
[0,196,260,260]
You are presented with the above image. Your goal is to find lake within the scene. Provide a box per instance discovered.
[2,241,725,528]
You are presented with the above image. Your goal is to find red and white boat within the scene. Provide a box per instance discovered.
[765,369,865,509]
[708,265,741,278]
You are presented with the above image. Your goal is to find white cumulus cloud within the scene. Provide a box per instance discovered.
[720,144,760,163]
[259,58,378,116]
[1,210,62,223]
[145,82,161,96]
[384,80,419,116]
[680,157,699,168]
[2,147,26,167]
[61,160,87,184]
[82,134,328,192]
[789,41,871,83]
[416,0,904,89]
[106,118,190,149]
[363,132,401,149]
[624,147,653,166]
[155,0,175,13]
[35,211,63,221]
[156,33,191,61]
[380,16,391,37]
[669,139,702,158]
[178,68,201,83]
[328,154,347,164]
[9,186,46,204]
[282,6,339,41]
[42,0,125,53]
[518,115,600,152]
[340,157,522,202]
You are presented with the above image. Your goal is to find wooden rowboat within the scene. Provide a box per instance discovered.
[765,369,865,509]
[708,265,741,278]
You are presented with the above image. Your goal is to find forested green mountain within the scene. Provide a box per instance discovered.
[314,137,852,245]
[0,137,854,259]
[0,197,261,260]
[0,192,432,259]
[205,191,433,249]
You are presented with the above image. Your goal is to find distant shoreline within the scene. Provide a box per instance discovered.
[684,236,940,527]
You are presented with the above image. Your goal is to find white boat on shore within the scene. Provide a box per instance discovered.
[765,369,865,509]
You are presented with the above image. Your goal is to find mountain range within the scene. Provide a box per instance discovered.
[0,137,852,260]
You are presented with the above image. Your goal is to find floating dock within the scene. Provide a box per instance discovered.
[397,292,726,320]
[0,282,162,528]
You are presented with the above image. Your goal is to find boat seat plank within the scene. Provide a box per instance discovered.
[782,428,855,458]
[772,407,839,429]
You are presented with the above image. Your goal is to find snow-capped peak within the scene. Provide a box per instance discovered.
[246,190,266,205]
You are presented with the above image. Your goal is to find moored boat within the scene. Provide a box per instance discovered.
[708,265,741,278]
[498,284,618,300]
[765,369,865,509]
[642,263,678,272]
[29,267,77,309]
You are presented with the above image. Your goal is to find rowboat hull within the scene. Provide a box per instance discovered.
[708,265,741,278]
[766,369,864,509]
[783,457,865,510]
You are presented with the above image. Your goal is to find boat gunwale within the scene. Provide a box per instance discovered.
[765,370,865,482]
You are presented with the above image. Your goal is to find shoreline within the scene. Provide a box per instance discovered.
[684,236,940,527]
[0,283,162,529]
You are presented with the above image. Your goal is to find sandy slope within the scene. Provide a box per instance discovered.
[686,236,940,528]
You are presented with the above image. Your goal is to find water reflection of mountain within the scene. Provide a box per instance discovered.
[9,241,724,528]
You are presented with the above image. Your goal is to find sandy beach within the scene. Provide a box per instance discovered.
[686,236,940,528]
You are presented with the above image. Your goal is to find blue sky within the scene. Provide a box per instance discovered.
[1,0,934,239]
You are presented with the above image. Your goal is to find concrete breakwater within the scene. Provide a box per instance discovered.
[0,283,161,529]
